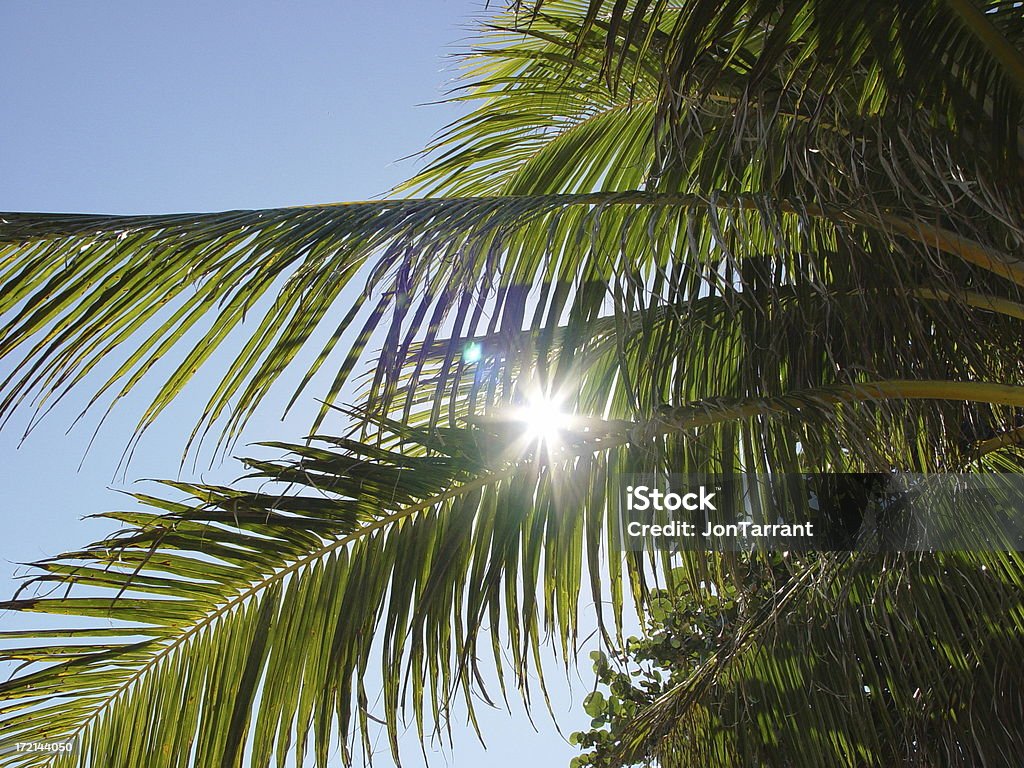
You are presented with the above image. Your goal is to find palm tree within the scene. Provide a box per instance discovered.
[2,1,1024,765]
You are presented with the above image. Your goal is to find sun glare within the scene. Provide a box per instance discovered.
[519,390,573,449]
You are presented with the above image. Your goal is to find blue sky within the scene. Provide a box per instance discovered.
[1,3,593,764]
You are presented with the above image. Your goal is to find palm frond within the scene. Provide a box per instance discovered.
[0,425,512,766]
[612,550,1024,768]
[397,6,663,197]
[4,189,1021,457]
[5,369,1024,766]
[3,1,1023,457]
[523,0,1024,134]
[493,2,1024,253]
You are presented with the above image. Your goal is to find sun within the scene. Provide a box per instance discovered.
[517,388,573,452]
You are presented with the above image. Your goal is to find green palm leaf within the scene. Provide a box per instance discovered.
[3,191,1021,457]
[6,377,1024,766]
[610,550,1024,767]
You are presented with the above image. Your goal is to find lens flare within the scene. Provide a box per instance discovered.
[519,390,572,450]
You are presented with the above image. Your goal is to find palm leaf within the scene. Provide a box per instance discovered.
[4,190,1021,459]
[5,370,1024,766]
[612,549,1024,767]
[3,1,1022,456]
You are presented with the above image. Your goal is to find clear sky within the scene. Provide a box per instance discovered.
[0,3,592,765]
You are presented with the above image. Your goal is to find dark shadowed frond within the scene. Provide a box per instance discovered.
[607,548,1024,768]
[491,2,1024,252]
[521,0,1024,142]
